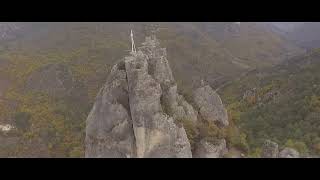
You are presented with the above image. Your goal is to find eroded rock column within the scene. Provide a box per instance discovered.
[85,61,135,158]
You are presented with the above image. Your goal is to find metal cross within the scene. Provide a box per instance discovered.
[131,29,136,54]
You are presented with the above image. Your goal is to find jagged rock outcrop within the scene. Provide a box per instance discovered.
[86,36,196,158]
[124,51,192,157]
[193,85,229,127]
[85,35,231,158]
[139,37,198,124]
[279,148,300,158]
[193,139,227,158]
[85,61,135,158]
[261,140,301,158]
[261,140,279,158]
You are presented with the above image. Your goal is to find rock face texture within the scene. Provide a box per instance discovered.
[193,85,229,127]
[85,62,135,158]
[86,36,196,158]
[193,139,227,158]
[261,140,300,158]
[279,148,300,158]
[124,46,192,158]
[261,140,279,158]
[85,35,230,158]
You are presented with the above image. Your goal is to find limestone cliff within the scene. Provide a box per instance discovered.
[85,35,229,158]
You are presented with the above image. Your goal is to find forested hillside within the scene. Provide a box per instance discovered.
[220,49,320,157]
[0,22,303,157]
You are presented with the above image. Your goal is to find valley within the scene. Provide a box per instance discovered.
[0,22,318,157]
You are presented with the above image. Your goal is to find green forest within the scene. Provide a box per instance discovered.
[221,49,320,156]
[0,22,319,157]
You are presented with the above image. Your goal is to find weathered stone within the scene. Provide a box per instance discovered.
[85,62,135,158]
[85,35,193,158]
[279,148,299,158]
[124,47,192,158]
[161,83,198,123]
[193,139,227,158]
[193,85,229,127]
[139,36,198,124]
[261,140,279,158]
[85,35,231,158]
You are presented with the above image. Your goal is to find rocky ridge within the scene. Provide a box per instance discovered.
[261,140,300,158]
[85,35,229,158]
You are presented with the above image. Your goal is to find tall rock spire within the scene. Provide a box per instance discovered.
[85,35,194,158]
[85,34,230,158]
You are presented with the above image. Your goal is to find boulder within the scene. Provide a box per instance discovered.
[193,139,227,158]
[193,85,229,127]
[261,140,279,158]
[279,148,299,158]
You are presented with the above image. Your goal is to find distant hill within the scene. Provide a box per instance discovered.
[268,22,304,33]
[286,23,320,49]
[220,49,320,156]
[0,22,303,90]
[193,22,303,65]
[262,22,320,50]
[0,23,22,41]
